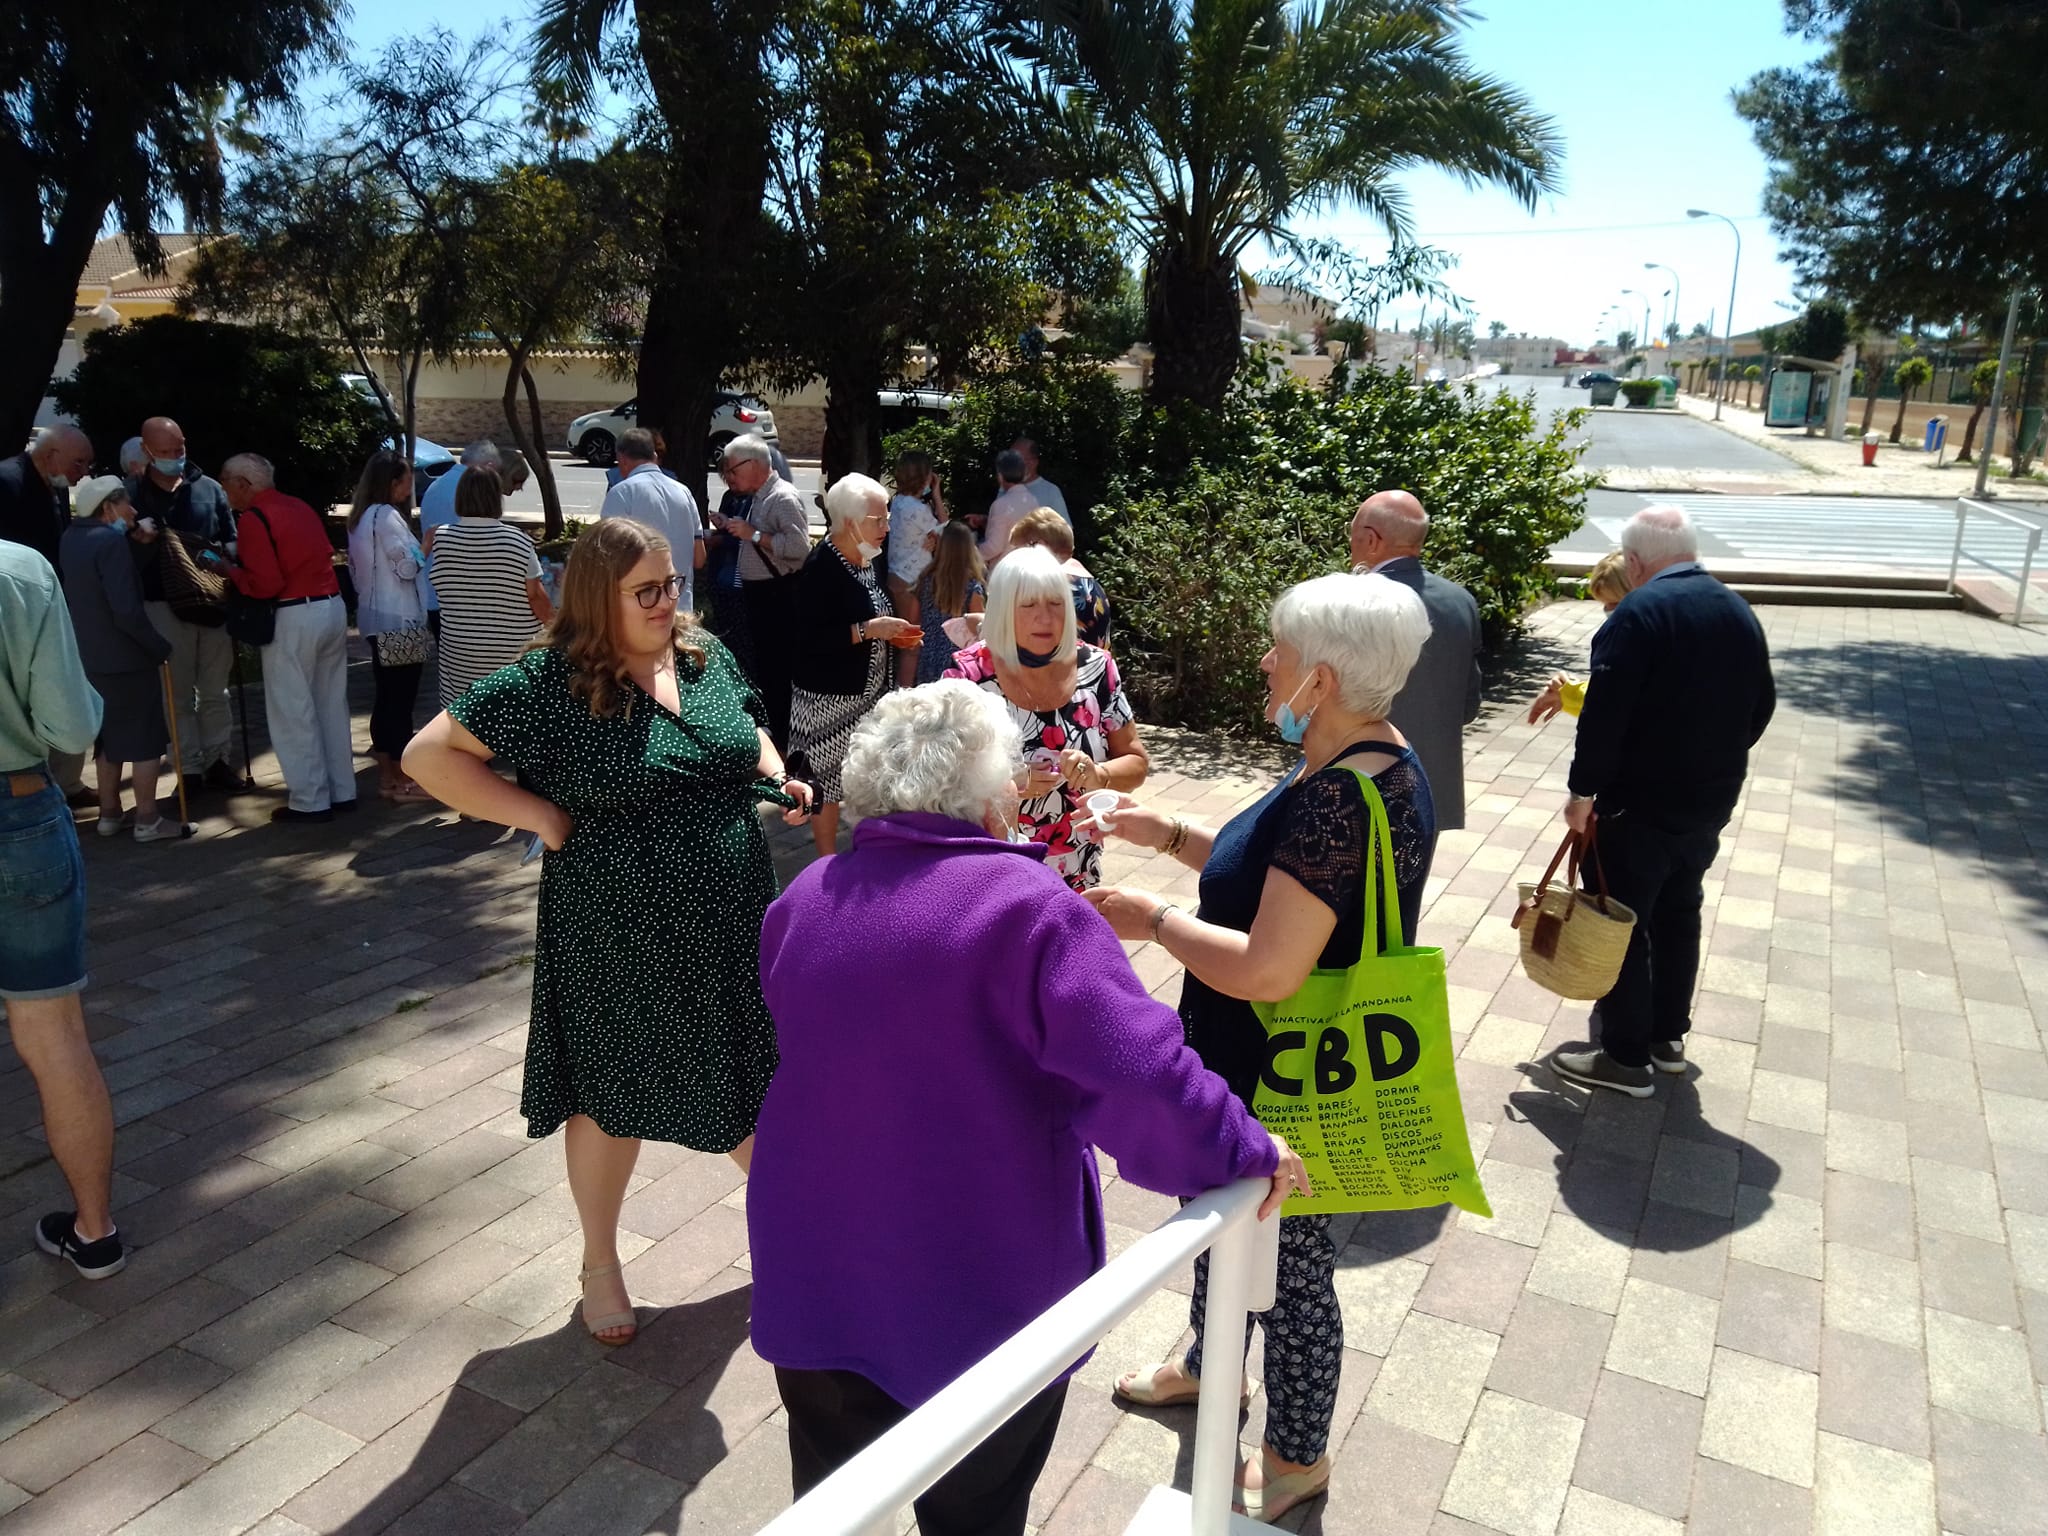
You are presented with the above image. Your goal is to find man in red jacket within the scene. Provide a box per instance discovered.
[216,455,357,822]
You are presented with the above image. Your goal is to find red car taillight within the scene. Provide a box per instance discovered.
[736,408,757,423]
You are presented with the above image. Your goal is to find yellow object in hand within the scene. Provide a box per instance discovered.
[1558,679,1588,717]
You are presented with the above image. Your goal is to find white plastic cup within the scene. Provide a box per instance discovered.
[1083,789,1120,840]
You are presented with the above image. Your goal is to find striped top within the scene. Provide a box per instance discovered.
[429,517,542,710]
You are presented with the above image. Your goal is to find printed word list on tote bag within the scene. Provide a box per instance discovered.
[1251,768,1490,1219]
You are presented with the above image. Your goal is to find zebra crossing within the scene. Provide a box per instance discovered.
[1590,494,2046,574]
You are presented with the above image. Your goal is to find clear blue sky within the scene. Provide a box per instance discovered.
[336,0,1822,348]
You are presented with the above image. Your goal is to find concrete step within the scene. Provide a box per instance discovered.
[1548,557,1950,591]
[1725,583,1963,609]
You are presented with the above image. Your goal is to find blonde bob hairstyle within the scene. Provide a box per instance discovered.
[841,680,1023,826]
[981,544,1077,667]
[545,518,705,717]
[1585,550,1634,605]
[822,472,888,534]
[1269,572,1430,721]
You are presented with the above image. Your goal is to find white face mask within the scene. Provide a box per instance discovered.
[856,540,882,562]
[48,474,69,493]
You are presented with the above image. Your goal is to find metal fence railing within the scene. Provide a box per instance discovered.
[1949,498,2046,625]
[754,1178,1281,1536]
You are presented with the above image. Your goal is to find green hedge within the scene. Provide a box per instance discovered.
[1093,371,1594,726]
[1619,378,1664,407]
[891,362,1593,729]
[52,317,385,508]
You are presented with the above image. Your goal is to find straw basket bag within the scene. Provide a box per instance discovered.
[1512,826,1637,999]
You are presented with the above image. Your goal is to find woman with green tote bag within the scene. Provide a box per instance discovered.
[1083,571,1477,1523]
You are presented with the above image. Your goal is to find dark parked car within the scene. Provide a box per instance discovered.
[1575,371,1619,389]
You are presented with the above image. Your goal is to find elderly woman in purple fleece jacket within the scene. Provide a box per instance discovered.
[749,680,1304,1536]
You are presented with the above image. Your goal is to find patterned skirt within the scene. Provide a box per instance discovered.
[789,656,888,802]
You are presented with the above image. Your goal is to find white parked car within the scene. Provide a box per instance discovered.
[566,393,779,469]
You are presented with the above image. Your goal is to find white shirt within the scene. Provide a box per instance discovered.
[980,484,1042,564]
[1023,476,1071,526]
[600,463,703,611]
[888,493,941,586]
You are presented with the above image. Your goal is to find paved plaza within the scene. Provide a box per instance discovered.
[2,600,2046,1535]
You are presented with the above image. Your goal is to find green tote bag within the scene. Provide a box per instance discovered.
[1251,768,1492,1219]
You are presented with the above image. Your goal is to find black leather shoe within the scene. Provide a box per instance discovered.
[202,761,246,792]
[330,799,360,814]
[271,806,335,824]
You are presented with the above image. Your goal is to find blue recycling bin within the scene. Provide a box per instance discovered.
[1923,417,1948,455]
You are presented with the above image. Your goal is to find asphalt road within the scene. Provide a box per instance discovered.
[1474,372,1796,476]
[497,456,826,532]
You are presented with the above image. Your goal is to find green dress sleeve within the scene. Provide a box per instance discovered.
[704,634,768,733]
[447,649,554,776]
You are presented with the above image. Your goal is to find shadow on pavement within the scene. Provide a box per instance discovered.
[1768,639,2048,931]
[328,1283,757,1535]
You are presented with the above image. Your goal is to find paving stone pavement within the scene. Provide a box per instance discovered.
[2,600,2045,1535]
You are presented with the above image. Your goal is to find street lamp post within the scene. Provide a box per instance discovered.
[1646,262,1681,345]
[1688,208,1742,421]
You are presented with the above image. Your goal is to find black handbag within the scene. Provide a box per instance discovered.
[223,507,277,646]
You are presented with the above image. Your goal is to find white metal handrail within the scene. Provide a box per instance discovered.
[756,1177,1282,1536]
[1949,498,2046,625]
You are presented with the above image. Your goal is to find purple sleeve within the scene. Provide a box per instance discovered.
[1027,896,1277,1195]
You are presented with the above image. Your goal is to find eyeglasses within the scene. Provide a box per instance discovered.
[623,576,683,609]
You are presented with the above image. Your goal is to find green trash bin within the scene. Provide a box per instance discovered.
[1657,375,1678,408]
[1589,379,1620,407]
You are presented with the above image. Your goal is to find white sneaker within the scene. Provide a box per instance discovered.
[133,818,192,844]
[96,814,130,839]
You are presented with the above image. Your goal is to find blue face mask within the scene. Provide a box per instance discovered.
[152,456,185,478]
[1273,673,1318,745]
[108,515,130,534]
[1014,643,1058,669]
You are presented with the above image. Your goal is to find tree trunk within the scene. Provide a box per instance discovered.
[631,0,775,483]
[1956,403,1986,463]
[821,359,887,485]
[0,202,109,450]
[402,343,425,467]
[2011,338,2046,477]
[1859,366,1882,433]
[519,363,563,539]
[498,345,556,538]
[1889,384,1910,443]
[1146,248,1244,413]
[636,267,722,480]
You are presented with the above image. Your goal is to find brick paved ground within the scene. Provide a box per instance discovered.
[2,601,2045,1535]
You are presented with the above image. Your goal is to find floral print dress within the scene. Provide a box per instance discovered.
[943,640,1136,890]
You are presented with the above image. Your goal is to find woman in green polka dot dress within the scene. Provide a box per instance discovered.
[405,519,812,1346]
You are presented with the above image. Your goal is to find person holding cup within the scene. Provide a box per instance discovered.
[1075,572,1435,1521]
[786,473,919,856]
[942,545,1146,891]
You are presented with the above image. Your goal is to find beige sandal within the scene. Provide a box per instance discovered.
[579,1262,637,1345]
[1234,1449,1332,1524]
[1113,1356,1250,1411]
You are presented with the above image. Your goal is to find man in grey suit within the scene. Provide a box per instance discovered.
[1350,490,1482,830]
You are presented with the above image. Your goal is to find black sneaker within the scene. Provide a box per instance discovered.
[271,806,335,824]
[330,799,360,815]
[1650,1040,1688,1075]
[202,761,247,793]
[1549,1048,1656,1099]
[35,1212,127,1279]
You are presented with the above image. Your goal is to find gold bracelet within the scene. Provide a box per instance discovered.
[1163,817,1188,856]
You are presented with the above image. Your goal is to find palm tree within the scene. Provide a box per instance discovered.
[1890,354,1934,442]
[1615,328,1637,357]
[1487,319,1506,340]
[1743,363,1762,408]
[1009,0,1559,410]
[178,86,270,228]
